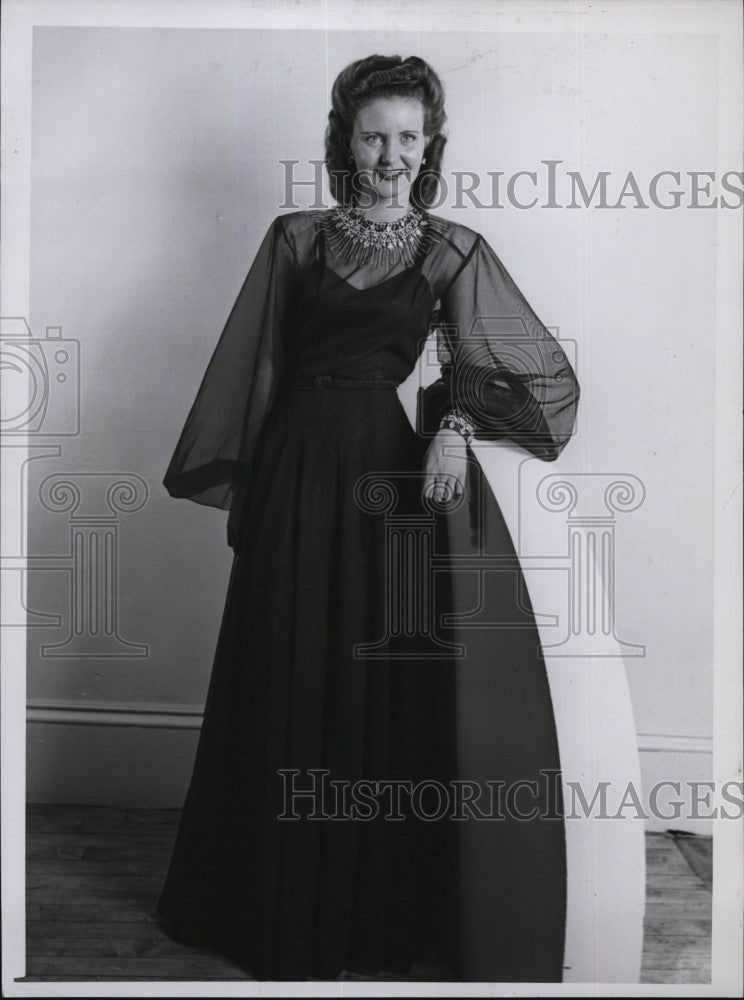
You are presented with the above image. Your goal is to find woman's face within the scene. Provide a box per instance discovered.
[350,96,427,209]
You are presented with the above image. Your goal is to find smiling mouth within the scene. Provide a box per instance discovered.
[374,169,409,181]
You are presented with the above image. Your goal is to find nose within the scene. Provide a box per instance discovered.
[379,140,399,165]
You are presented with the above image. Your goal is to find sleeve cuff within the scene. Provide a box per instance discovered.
[439,407,476,445]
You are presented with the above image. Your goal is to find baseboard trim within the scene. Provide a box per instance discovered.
[27,700,203,729]
[27,701,714,754]
[637,732,713,754]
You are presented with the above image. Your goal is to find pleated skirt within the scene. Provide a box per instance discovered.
[157,384,566,982]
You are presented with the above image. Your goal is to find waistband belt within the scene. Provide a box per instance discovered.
[287,375,399,389]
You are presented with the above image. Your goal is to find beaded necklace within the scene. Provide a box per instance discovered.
[321,205,441,270]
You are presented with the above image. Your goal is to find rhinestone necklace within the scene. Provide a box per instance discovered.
[321,205,440,270]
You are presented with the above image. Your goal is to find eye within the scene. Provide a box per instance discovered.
[401,134,417,144]
[364,135,382,146]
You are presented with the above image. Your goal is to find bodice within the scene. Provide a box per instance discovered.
[163,209,580,512]
[286,244,436,384]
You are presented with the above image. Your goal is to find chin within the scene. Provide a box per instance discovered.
[376,179,412,201]
[356,175,414,209]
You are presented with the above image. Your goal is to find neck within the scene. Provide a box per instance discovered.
[353,199,413,224]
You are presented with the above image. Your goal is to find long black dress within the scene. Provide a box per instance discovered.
[158,209,580,982]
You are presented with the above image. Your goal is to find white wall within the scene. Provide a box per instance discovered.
[23,16,722,826]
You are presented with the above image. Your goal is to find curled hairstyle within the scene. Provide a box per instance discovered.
[325,55,447,210]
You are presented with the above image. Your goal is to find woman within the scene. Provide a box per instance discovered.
[158,54,579,982]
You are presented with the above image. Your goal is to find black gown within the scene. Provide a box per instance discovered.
[158,209,580,982]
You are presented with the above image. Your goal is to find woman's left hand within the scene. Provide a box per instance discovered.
[422,428,468,505]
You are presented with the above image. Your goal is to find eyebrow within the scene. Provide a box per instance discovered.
[360,128,421,134]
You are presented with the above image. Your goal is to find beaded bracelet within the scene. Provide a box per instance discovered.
[439,408,475,446]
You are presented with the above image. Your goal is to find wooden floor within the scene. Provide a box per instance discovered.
[20,804,711,984]
[642,830,712,984]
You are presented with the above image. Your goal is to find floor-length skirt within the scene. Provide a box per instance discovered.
[157,384,566,981]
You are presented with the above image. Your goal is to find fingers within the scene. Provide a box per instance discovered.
[422,474,464,504]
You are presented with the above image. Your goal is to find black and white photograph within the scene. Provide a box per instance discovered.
[1,0,742,995]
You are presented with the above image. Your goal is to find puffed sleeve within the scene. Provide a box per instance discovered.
[424,233,579,461]
[163,216,297,543]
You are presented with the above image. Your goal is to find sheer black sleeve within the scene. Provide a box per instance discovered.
[428,233,580,461]
[163,216,297,526]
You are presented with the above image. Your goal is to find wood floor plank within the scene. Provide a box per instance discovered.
[672,836,713,887]
[643,918,711,937]
[27,813,127,835]
[642,953,712,971]
[27,837,174,863]
[646,873,709,891]
[24,956,254,979]
[28,804,179,827]
[124,809,180,826]
[29,831,175,847]
[644,898,713,918]
[28,828,176,841]
[27,903,158,923]
[133,938,244,961]
[22,804,714,986]
[642,969,711,984]
[645,850,697,875]
[19,976,247,982]
[639,836,712,985]
[20,977,243,983]
[26,939,142,959]
[27,921,169,941]
[28,874,163,892]
[28,898,157,917]
[642,936,715,957]
[645,883,712,900]
[25,938,249,969]
[28,826,176,846]
[29,860,168,877]
[82,843,174,862]
[27,883,153,907]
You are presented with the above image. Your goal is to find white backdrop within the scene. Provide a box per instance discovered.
[22,19,719,813]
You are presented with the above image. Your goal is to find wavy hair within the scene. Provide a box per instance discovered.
[325,55,447,210]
